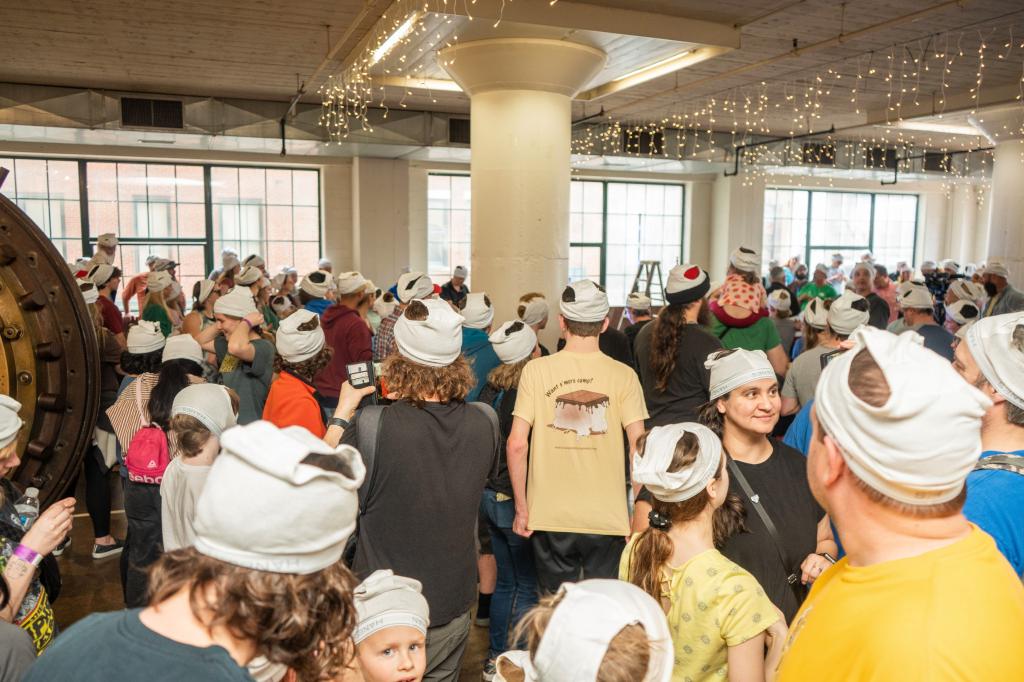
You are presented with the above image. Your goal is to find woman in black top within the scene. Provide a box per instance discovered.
[634,264,721,427]
[697,350,836,622]
[476,321,540,677]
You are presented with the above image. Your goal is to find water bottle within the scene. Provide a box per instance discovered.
[14,487,40,530]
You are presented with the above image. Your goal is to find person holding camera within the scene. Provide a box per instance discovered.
[334,298,498,681]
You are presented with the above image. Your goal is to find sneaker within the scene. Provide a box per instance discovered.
[92,540,124,559]
[482,660,496,682]
[52,536,71,557]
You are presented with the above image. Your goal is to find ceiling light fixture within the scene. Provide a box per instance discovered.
[371,12,422,65]
[893,120,982,137]
[378,76,463,92]
[577,46,731,101]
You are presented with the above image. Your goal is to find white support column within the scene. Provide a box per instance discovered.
[970,105,1024,280]
[441,38,606,347]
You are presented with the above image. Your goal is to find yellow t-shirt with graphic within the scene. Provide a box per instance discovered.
[620,539,779,681]
[513,350,647,536]
[776,525,1024,681]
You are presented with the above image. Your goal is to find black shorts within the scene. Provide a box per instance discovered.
[530,531,626,594]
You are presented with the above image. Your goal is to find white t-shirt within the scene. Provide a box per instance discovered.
[160,457,212,551]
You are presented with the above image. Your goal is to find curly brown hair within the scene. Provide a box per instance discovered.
[513,593,651,682]
[147,547,357,681]
[168,389,240,458]
[382,353,476,406]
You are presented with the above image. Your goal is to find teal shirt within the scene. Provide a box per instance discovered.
[462,327,501,402]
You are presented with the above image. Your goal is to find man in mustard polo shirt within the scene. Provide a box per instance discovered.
[776,327,1024,681]
[507,279,648,592]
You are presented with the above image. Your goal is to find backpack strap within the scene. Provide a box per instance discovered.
[354,405,386,509]
[469,402,502,481]
[974,454,1024,475]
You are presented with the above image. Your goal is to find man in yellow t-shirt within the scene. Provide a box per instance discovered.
[508,280,648,593]
[776,327,1024,681]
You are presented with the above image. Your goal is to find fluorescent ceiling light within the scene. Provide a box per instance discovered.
[894,120,981,136]
[371,12,421,66]
[378,76,463,92]
[577,46,732,101]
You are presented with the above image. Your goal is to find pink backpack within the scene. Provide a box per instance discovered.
[124,380,170,484]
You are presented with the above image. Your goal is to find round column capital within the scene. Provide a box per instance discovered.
[439,38,607,97]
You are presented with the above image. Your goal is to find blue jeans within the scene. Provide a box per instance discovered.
[481,488,538,660]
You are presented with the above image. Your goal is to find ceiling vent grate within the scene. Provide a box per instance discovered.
[923,152,952,172]
[121,97,184,129]
[621,130,664,155]
[865,147,898,170]
[448,118,470,145]
[802,142,836,166]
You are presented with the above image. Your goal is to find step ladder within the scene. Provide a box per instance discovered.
[618,260,664,329]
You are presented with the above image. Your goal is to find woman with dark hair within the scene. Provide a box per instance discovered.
[107,321,167,454]
[122,335,207,608]
[635,264,722,428]
[695,349,834,623]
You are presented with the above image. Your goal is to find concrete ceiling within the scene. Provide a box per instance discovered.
[2,0,1023,148]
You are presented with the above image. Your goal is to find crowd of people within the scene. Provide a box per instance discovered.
[0,230,1021,681]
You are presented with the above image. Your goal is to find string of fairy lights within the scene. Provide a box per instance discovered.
[571,21,1024,196]
[318,2,1024,197]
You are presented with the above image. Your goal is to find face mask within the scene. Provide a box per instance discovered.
[984,282,998,297]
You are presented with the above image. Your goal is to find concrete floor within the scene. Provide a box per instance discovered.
[54,472,488,681]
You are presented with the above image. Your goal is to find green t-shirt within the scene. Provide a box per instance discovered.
[707,316,782,353]
[797,282,838,309]
[141,304,172,337]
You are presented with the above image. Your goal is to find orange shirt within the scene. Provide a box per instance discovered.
[262,372,326,438]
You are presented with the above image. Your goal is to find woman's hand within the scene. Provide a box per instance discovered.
[800,553,832,585]
[22,498,76,556]
[243,311,265,329]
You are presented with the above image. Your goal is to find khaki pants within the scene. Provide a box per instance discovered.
[424,609,472,682]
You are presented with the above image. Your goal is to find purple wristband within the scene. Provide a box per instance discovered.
[13,544,40,566]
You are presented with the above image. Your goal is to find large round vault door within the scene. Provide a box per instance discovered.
[0,193,99,506]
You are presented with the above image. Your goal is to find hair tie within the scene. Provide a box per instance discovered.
[648,510,672,531]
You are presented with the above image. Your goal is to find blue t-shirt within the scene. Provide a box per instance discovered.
[462,327,501,403]
[782,398,846,558]
[790,336,805,360]
[304,297,331,316]
[963,451,1024,577]
[783,398,815,455]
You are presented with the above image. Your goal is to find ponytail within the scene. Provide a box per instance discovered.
[149,358,204,430]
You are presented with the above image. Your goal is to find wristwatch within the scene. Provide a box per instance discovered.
[328,416,351,430]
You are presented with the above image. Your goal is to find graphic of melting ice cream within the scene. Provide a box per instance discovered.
[551,390,610,438]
